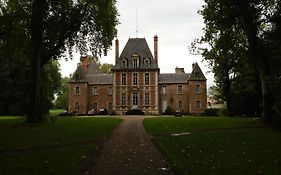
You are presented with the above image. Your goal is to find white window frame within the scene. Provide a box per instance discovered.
[75,86,80,95]
[144,73,149,85]
[177,85,183,94]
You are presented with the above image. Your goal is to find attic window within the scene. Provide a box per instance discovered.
[75,74,80,81]
[195,72,199,79]
[132,54,139,68]
[144,58,150,68]
[121,58,127,68]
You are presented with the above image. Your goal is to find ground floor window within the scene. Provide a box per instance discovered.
[196,101,201,109]
[74,101,79,111]
[93,102,98,110]
[144,93,150,106]
[178,101,183,109]
[108,102,113,112]
[121,93,126,106]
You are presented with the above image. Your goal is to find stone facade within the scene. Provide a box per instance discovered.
[68,36,207,115]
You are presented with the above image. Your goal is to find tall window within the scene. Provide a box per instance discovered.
[133,59,138,68]
[108,87,113,96]
[108,102,113,111]
[74,101,79,111]
[177,86,183,94]
[145,93,150,106]
[93,86,98,95]
[132,54,139,68]
[75,86,80,95]
[196,101,201,109]
[121,73,126,85]
[132,92,139,106]
[178,101,183,109]
[196,85,200,93]
[162,86,166,94]
[121,92,126,106]
[133,73,138,85]
[145,73,149,85]
[93,102,98,110]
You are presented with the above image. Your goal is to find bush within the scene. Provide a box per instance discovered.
[164,106,175,115]
[204,108,219,116]
[125,109,145,115]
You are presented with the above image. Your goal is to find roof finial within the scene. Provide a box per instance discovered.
[136,8,138,38]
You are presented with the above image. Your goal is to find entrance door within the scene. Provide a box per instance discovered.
[132,92,139,109]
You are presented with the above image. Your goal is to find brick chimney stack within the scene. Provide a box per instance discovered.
[115,39,119,64]
[154,35,158,65]
[80,55,89,72]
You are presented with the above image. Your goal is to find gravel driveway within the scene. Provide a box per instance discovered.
[86,116,174,175]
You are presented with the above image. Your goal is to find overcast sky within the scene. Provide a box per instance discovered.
[59,0,214,88]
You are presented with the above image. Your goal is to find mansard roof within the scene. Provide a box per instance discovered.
[159,73,191,84]
[189,62,207,81]
[112,38,159,70]
[86,74,113,85]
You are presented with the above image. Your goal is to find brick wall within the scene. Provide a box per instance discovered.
[188,80,207,114]
[68,82,88,115]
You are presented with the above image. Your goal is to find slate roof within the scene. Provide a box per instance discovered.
[189,62,207,81]
[69,65,88,83]
[86,74,113,85]
[159,74,190,84]
[112,38,159,70]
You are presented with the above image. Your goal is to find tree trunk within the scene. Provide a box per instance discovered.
[27,0,47,122]
[233,0,274,122]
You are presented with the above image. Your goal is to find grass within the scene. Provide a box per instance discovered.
[144,116,281,175]
[0,116,122,175]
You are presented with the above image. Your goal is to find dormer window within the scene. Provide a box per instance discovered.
[144,58,150,68]
[132,54,139,69]
[121,58,127,68]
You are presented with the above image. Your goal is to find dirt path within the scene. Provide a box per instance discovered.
[86,116,174,175]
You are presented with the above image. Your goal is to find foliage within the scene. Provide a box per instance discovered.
[204,108,219,116]
[192,0,280,122]
[100,63,114,74]
[0,116,122,175]
[164,106,175,115]
[54,77,70,110]
[0,0,118,122]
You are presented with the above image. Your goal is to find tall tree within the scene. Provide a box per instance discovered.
[1,0,118,122]
[194,0,279,121]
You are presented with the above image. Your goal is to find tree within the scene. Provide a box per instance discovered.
[100,63,114,74]
[54,77,70,110]
[194,0,280,121]
[1,0,118,122]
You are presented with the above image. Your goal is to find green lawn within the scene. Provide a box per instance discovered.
[144,117,281,175]
[0,116,122,175]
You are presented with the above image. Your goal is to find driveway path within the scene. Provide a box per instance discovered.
[87,116,174,175]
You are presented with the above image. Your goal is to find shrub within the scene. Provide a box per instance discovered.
[164,106,175,115]
[204,108,219,116]
[125,109,145,115]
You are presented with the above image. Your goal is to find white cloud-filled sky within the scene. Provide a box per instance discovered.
[59,0,215,88]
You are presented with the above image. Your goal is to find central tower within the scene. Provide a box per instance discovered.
[112,36,160,114]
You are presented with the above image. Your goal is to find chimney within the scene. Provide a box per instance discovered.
[80,55,89,72]
[154,35,158,65]
[175,67,185,74]
[115,39,119,64]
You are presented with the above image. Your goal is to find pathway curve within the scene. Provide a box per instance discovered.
[87,116,174,175]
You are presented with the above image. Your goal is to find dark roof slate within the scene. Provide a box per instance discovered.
[112,38,159,70]
[86,74,113,85]
[159,73,190,84]
[189,62,207,81]
[69,65,88,83]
